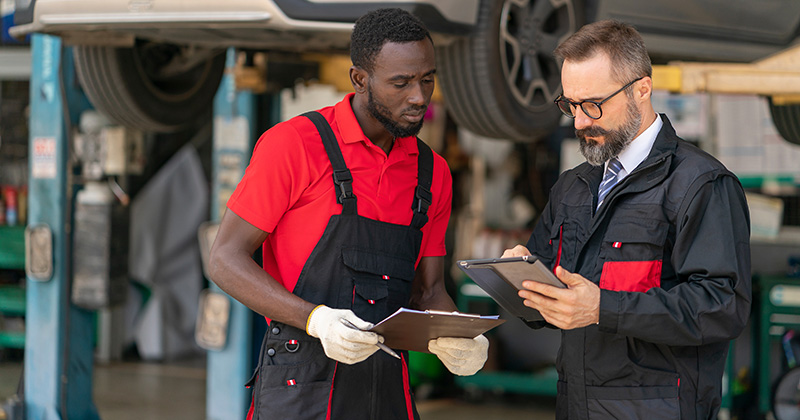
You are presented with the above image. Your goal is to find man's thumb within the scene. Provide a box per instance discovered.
[555,266,580,286]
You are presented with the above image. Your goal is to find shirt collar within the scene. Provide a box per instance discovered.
[333,92,419,155]
[613,113,662,177]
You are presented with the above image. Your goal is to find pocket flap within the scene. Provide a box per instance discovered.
[604,220,668,245]
[354,277,389,301]
[341,247,416,281]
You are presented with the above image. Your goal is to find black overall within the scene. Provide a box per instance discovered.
[246,112,433,420]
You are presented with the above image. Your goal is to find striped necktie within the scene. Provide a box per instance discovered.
[597,157,622,209]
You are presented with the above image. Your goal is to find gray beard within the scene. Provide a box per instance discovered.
[577,99,642,166]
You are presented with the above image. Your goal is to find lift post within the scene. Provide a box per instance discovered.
[205,48,258,420]
[25,33,98,420]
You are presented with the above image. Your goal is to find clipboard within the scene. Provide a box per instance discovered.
[457,256,564,323]
[369,308,505,353]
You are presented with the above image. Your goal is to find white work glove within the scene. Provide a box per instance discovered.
[306,305,381,364]
[428,334,489,376]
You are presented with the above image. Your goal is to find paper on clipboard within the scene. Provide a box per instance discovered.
[457,256,564,323]
[369,308,505,353]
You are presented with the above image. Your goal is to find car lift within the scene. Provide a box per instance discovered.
[20,34,264,419]
[23,33,99,420]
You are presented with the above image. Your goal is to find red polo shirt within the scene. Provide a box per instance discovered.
[227,93,452,294]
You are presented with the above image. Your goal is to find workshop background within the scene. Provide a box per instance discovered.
[2,1,800,420]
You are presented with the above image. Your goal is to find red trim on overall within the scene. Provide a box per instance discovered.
[326,362,339,420]
[553,224,563,274]
[401,353,414,420]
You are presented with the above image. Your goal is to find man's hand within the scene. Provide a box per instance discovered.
[502,245,532,258]
[306,305,381,364]
[428,335,489,376]
[518,266,600,329]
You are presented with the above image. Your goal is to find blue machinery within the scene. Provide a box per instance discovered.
[25,34,98,419]
[24,36,262,419]
[205,49,257,420]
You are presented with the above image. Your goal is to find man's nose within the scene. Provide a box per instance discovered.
[408,82,426,106]
[573,107,594,130]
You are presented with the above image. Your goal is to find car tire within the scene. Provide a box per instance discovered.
[437,0,584,142]
[769,98,800,146]
[73,41,226,133]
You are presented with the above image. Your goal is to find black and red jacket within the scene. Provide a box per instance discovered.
[527,115,751,419]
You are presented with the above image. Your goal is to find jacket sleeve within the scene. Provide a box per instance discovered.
[598,172,752,345]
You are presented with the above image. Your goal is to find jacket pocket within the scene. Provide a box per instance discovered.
[586,385,680,420]
[599,219,668,293]
[600,260,662,293]
[548,216,579,272]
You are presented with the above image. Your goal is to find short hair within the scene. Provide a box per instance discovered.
[350,8,432,73]
[554,20,652,85]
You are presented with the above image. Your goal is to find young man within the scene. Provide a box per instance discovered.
[209,8,488,420]
[504,20,751,419]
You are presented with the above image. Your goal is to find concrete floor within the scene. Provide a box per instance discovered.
[1,358,556,419]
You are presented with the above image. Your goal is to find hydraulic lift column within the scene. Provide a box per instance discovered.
[25,33,98,419]
[205,48,258,420]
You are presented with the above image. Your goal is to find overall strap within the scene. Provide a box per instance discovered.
[411,138,434,230]
[302,111,357,215]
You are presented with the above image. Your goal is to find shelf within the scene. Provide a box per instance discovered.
[0,285,25,316]
[0,225,25,270]
[0,331,24,349]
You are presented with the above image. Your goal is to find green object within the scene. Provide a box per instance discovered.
[757,276,800,416]
[0,225,25,270]
[738,175,797,189]
[0,331,25,349]
[455,367,559,396]
[0,285,26,349]
[408,350,445,388]
[0,285,25,316]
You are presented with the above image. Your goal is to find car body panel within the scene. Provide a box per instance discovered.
[12,0,479,49]
[596,0,800,62]
[13,0,800,62]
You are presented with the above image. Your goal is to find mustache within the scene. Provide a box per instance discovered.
[576,126,608,139]
[403,105,427,115]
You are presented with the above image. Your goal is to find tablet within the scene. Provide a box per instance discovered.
[457,256,564,323]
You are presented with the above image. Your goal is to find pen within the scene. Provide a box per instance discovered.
[340,318,401,360]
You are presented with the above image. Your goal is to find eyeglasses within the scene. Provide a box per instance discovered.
[554,77,644,120]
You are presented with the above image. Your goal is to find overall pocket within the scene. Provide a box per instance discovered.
[255,358,334,420]
[341,247,416,323]
[252,323,335,420]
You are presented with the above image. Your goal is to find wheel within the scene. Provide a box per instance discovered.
[769,98,800,146]
[437,0,585,142]
[73,41,226,133]
[773,366,800,420]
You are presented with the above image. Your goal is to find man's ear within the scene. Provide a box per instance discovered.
[637,76,653,102]
[350,66,368,94]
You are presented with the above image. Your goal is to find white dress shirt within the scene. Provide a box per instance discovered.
[606,114,663,182]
